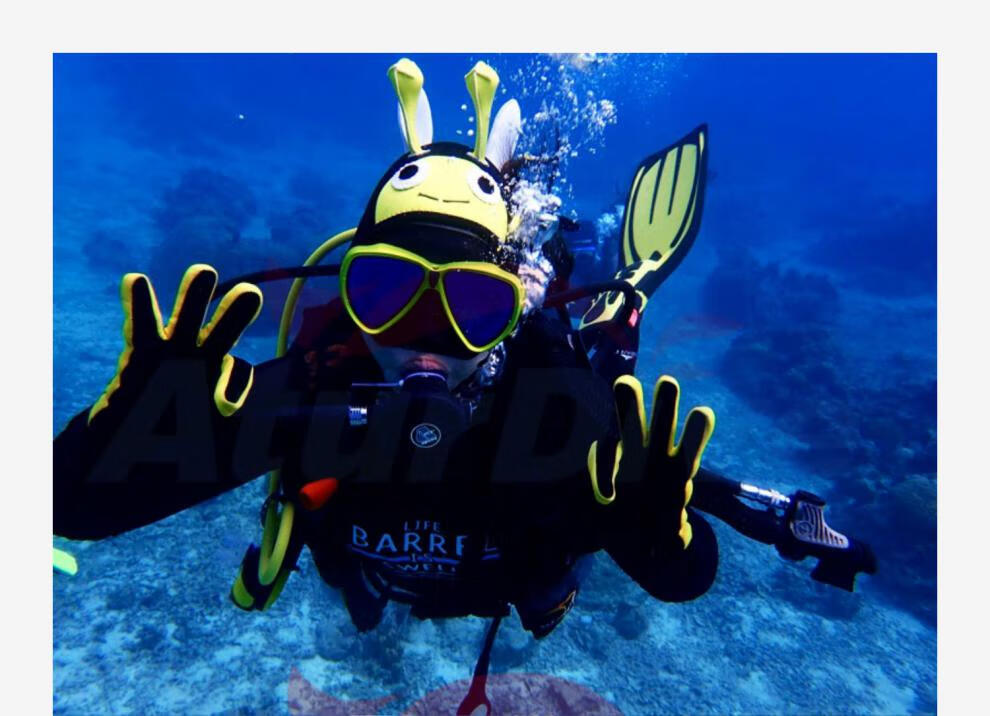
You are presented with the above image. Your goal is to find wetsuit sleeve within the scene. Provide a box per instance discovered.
[53,356,295,539]
[605,507,719,602]
[599,468,782,603]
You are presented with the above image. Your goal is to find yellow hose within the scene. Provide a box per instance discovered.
[254,228,357,591]
[277,228,358,357]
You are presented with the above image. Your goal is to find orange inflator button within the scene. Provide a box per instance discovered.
[298,478,340,511]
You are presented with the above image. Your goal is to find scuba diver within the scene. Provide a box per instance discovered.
[53,59,876,713]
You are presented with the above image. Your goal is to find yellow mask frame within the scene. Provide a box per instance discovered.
[340,242,525,354]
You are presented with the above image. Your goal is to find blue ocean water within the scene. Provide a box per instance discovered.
[53,53,936,714]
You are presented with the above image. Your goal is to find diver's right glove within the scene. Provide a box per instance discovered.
[54,264,263,540]
[588,375,715,556]
[86,264,263,431]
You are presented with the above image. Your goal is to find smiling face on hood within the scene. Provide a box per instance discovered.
[371,147,510,241]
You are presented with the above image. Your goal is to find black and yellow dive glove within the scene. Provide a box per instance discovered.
[588,375,715,553]
[54,265,263,541]
[87,264,263,429]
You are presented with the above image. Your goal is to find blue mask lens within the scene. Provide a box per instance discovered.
[443,269,518,347]
[345,255,425,329]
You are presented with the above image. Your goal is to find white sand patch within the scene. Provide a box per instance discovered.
[403,619,438,656]
[738,669,783,711]
[646,609,682,645]
[866,667,918,714]
[212,644,243,664]
[550,665,598,685]
[433,654,470,685]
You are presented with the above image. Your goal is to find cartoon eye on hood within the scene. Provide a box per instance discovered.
[466,165,501,204]
[358,59,523,248]
[389,159,430,190]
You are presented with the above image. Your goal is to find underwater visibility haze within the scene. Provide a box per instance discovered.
[53,53,936,715]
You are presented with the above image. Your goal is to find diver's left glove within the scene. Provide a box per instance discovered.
[86,264,263,430]
[588,375,715,554]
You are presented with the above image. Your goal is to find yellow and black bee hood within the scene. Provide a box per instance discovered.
[353,58,522,267]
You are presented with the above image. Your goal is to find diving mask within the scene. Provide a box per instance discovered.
[340,243,525,354]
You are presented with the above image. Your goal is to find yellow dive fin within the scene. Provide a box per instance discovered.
[581,125,708,331]
[53,547,78,576]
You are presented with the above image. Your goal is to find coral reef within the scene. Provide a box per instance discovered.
[720,325,936,490]
[773,575,864,623]
[313,619,354,663]
[490,617,537,669]
[269,168,345,249]
[803,197,936,297]
[705,248,934,480]
[720,327,859,466]
[890,474,937,536]
[611,601,649,640]
[705,249,936,624]
[702,246,840,328]
[146,167,348,335]
[268,204,333,248]
[150,168,259,283]
[82,228,141,276]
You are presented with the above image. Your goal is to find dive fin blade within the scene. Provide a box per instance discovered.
[621,124,708,272]
[580,125,708,332]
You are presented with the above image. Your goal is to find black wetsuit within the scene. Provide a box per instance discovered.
[54,299,748,636]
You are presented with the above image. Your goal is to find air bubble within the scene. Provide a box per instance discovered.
[467,129,475,137]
